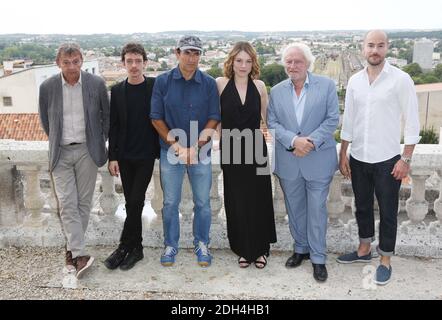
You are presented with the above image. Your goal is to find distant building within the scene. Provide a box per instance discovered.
[413,39,434,71]
[415,82,442,131]
[0,60,99,114]
[386,57,408,68]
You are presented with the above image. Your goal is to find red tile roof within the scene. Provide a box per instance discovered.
[0,113,48,141]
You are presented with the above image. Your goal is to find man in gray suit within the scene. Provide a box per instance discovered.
[267,43,339,282]
[39,43,110,278]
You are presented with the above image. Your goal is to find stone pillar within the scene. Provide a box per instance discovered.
[439,126,442,145]
[402,170,431,230]
[327,172,345,223]
[17,165,46,227]
[46,174,59,215]
[210,167,222,223]
[98,170,120,216]
[150,160,163,223]
[179,175,193,222]
[430,169,442,233]
[0,164,18,226]
[272,175,287,222]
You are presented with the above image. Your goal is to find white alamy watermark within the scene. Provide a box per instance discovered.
[166,121,276,176]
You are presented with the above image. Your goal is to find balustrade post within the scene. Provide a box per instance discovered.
[430,169,442,233]
[17,165,46,227]
[150,160,163,223]
[0,164,18,227]
[210,167,222,223]
[402,170,431,231]
[98,169,120,216]
[327,172,345,223]
[272,175,287,222]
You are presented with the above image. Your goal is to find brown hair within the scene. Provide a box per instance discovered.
[223,41,260,79]
[56,43,83,62]
[121,42,148,62]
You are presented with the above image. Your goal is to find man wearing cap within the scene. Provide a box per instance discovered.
[151,35,220,267]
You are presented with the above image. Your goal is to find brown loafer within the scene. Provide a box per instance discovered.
[74,255,94,279]
[65,250,76,273]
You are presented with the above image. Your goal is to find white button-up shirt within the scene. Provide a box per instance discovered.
[341,61,421,164]
[61,72,86,145]
[290,74,310,147]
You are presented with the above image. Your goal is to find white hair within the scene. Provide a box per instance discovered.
[281,43,315,72]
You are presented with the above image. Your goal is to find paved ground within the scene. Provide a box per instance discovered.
[1,246,441,300]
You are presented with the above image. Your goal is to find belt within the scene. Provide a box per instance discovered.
[68,142,82,145]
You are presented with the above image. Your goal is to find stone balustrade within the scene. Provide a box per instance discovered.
[1,140,441,257]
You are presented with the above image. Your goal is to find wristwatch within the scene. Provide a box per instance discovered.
[401,156,412,165]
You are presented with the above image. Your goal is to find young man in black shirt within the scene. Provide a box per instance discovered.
[104,43,160,271]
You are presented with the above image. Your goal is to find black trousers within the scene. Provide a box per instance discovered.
[350,155,402,256]
[119,158,155,250]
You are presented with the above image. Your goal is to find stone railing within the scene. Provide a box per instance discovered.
[0,140,441,257]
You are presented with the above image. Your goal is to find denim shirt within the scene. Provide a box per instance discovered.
[150,67,221,150]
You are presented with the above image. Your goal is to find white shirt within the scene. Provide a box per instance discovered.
[61,72,86,145]
[341,61,421,164]
[290,74,310,147]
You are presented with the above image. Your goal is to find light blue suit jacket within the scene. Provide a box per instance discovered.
[267,73,339,181]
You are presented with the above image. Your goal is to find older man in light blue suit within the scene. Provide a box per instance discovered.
[267,43,339,282]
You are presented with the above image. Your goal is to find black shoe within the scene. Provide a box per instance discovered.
[285,252,310,268]
[312,263,328,282]
[104,245,128,270]
[119,247,144,271]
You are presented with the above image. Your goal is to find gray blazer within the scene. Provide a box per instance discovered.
[39,71,110,171]
[267,73,339,180]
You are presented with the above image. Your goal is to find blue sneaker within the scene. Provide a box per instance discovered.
[194,242,212,267]
[160,246,177,266]
[374,265,392,285]
[336,251,372,264]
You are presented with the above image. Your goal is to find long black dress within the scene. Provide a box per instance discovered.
[220,77,277,262]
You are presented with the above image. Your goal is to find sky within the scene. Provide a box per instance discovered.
[1,0,441,34]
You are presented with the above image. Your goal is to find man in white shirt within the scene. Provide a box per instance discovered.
[336,30,420,285]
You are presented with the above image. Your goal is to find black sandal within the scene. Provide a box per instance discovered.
[238,257,251,268]
[254,255,267,269]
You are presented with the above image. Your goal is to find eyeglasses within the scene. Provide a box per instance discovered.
[61,59,82,66]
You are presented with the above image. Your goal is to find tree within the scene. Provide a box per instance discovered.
[402,63,423,78]
[206,66,223,78]
[260,63,286,87]
[433,64,442,80]
[421,74,440,84]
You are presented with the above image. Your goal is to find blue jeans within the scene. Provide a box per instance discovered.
[160,149,212,249]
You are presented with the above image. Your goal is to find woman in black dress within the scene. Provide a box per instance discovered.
[216,41,276,269]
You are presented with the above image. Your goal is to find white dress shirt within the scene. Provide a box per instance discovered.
[341,61,420,164]
[61,72,86,145]
[290,74,310,147]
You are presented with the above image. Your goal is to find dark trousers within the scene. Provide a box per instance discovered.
[119,158,155,250]
[350,155,402,256]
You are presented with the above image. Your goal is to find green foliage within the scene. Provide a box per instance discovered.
[260,63,286,87]
[0,43,56,64]
[334,127,341,143]
[254,41,275,55]
[206,66,223,78]
[419,127,439,144]
[402,63,423,77]
[406,63,442,84]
